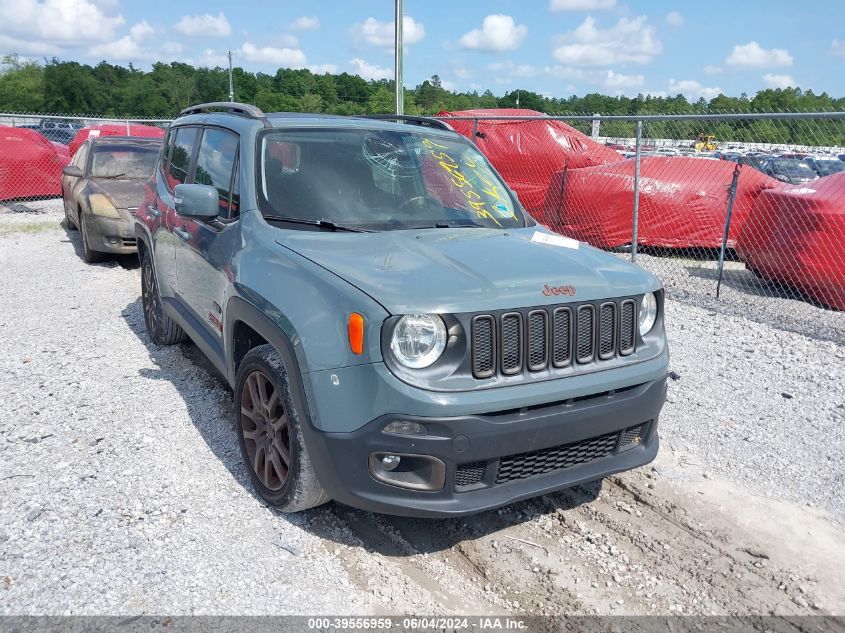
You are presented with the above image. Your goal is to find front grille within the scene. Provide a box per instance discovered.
[620,300,636,355]
[454,462,486,488]
[471,316,495,378]
[500,313,522,375]
[469,298,638,379]
[496,431,619,484]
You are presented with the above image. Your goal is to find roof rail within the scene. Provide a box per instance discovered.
[178,102,266,120]
[358,114,455,132]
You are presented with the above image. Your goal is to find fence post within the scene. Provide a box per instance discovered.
[716,164,742,299]
[471,118,478,145]
[631,119,643,263]
[125,119,130,135]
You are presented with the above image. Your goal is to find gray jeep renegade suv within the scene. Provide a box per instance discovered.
[135,102,668,517]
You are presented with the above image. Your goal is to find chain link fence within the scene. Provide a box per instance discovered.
[1,109,843,337]
[435,111,845,339]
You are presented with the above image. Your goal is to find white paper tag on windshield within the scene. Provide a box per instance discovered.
[89,130,101,138]
[531,232,579,249]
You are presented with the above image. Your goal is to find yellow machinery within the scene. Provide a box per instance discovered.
[694,133,718,152]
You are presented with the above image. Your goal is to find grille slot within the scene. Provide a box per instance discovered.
[500,313,522,375]
[454,462,486,488]
[620,300,636,355]
[599,302,616,360]
[471,316,496,378]
[496,431,619,484]
[552,307,572,368]
[618,424,645,449]
[576,305,595,363]
[526,310,548,371]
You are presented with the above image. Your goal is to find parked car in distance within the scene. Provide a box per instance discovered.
[803,156,845,178]
[19,120,83,144]
[62,136,162,263]
[762,157,819,185]
[135,102,668,517]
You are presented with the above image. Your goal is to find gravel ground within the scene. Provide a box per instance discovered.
[1,200,843,616]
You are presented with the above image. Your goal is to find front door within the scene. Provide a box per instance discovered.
[174,126,240,342]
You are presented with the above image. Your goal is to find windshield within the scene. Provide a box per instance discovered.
[91,146,159,179]
[813,160,845,176]
[257,128,526,231]
[772,159,815,178]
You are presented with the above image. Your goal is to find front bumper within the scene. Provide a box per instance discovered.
[302,375,666,517]
[84,209,137,254]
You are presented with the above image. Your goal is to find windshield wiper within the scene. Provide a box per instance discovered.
[96,173,127,180]
[263,216,372,233]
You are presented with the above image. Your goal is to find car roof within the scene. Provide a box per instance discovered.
[172,103,459,140]
[90,136,162,146]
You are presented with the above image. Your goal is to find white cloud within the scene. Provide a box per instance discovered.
[549,0,616,10]
[128,20,153,42]
[552,16,661,66]
[289,16,319,31]
[349,58,391,81]
[668,79,723,100]
[703,64,722,75]
[309,63,338,74]
[762,73,796,89]
[198,48,228,67]
[725,41,793,68]
[162,42,183,55]
[458,15,527,52]
[239,42,307,67]
[0,33,60,56]
[829,40,845,57]
[602,70,645,89]
[486,60,537,77]
[0,0,125,45]
[174,12,231,38]
[87,20,153,61]
[665,11,684,27]
[350,16,425,48]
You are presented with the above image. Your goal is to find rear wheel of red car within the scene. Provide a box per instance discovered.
[79,214,104,264]
[234,344,329,512]
[140,249,186,346]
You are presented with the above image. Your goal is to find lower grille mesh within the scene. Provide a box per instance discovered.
[495,431,619,484]
[454,462,487,488]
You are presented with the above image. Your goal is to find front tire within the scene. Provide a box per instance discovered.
[140,249,186,345]
[79,214,104,263]
[235,344,329,512]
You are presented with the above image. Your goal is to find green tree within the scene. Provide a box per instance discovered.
[0,54,45,111]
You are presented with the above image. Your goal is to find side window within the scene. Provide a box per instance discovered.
[73,142,89,170]
[160,128,174,174]
[167,127,198,189]
[194,128,239,219]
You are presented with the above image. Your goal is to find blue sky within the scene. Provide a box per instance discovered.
[2,0,844,99]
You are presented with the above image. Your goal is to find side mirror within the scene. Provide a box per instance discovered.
[62,165,83,178]
[174,183,219,219]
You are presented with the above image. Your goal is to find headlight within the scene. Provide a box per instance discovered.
[390,314,447,369]
[89,194,120,218]
[639,292,658,336]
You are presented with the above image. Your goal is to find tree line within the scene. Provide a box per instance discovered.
[1,56,843,146]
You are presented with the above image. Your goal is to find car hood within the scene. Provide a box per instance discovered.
[275,227,659,314]
[88,178,147,210]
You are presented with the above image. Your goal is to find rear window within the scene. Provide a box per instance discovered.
[91,146,158,179]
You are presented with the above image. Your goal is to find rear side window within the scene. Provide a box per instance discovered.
[194,128,239,218]
[167,127,198,189]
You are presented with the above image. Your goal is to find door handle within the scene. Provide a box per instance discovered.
[173,227,191,241]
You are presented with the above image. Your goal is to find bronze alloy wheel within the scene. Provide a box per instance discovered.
[240,370,291,491]
[142,261,159,336]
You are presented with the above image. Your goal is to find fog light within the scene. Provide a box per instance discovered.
[383,420,426,436]
[380,455,401,471]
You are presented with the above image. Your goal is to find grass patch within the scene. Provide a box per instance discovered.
[0,219,61,236]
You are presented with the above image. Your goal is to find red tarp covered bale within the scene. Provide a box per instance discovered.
[541,156,782,249]
[437,108,620,216]
[736,173,845,310]
[68,124,165,157]
[0,127,70,201]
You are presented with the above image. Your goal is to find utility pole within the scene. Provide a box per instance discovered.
[228,50,234,102]
[516,90,520,107]
[394,0,404,114]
